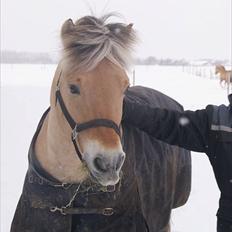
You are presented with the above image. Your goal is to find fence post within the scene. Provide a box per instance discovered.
[132,69,135,86]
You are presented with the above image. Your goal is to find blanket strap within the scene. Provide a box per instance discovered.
[50,206,114,216]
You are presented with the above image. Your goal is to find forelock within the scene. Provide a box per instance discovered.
[60,13,137,73]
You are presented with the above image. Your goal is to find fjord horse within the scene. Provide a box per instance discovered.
[11,15,191,232]
[215,65,232,92]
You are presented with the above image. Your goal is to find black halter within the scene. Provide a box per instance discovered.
[55,72,121,162]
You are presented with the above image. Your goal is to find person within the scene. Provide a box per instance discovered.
[123,93,232,232]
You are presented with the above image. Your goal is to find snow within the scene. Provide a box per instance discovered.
[1,64,229,232]
[178,116,190,126]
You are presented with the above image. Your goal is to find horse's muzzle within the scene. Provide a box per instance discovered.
[86,152,125,186]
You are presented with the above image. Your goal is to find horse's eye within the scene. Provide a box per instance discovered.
[69,84,80,94]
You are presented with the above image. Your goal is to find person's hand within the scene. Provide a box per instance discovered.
[122,95,141,122]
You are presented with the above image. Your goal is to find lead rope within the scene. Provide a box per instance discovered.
[49,180,114,216]
[50,181,82,215]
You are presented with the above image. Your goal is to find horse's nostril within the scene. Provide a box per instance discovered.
[116,153,125,171]
[94,157,108,173]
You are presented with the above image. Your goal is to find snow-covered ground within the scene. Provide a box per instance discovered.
[1,64,229,232]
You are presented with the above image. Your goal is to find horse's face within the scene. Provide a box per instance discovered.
[61,59,129,186]
[57,15,136,186]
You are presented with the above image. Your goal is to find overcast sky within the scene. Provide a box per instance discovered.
[1,0,231,60]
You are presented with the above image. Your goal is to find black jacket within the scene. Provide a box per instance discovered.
[123,93,232,223]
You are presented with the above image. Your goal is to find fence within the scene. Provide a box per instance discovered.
[182,65,217,79]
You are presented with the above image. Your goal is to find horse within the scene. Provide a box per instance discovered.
[215,64,232,89]
[11,14,191,232]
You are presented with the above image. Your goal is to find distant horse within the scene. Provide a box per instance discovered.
[215,64,232,88]
[11,15,191,232]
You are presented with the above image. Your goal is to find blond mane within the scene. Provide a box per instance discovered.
[61,14,137,73]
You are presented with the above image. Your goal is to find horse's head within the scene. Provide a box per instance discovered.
[53,15,136,186]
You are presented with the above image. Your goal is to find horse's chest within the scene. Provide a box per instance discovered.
[70,167,141,231]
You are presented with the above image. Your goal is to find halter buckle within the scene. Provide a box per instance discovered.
[72,125,78,140]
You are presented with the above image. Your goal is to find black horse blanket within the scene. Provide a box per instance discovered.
[11,86,191,232]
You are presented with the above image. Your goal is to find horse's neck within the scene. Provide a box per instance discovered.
[220,65,225,71]
[35,107,88,183]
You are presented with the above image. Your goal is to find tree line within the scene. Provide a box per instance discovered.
[1,50,230,66]
[1,51,56,64]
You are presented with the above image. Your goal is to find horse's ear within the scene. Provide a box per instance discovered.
[61,19,75,37]
[61,19,76,48]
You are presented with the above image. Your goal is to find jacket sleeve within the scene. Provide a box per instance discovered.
[123,99,212,152]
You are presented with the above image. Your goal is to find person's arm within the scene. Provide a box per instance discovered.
[123,98,211,152]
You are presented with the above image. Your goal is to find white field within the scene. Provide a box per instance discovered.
[1,64,230,232]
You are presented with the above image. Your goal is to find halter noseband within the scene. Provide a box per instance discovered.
[55,72,121,162]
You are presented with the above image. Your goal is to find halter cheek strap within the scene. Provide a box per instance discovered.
[55,73,121,162]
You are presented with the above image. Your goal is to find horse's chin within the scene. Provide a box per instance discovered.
[88,170,120,187]
[97,178,119,187]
